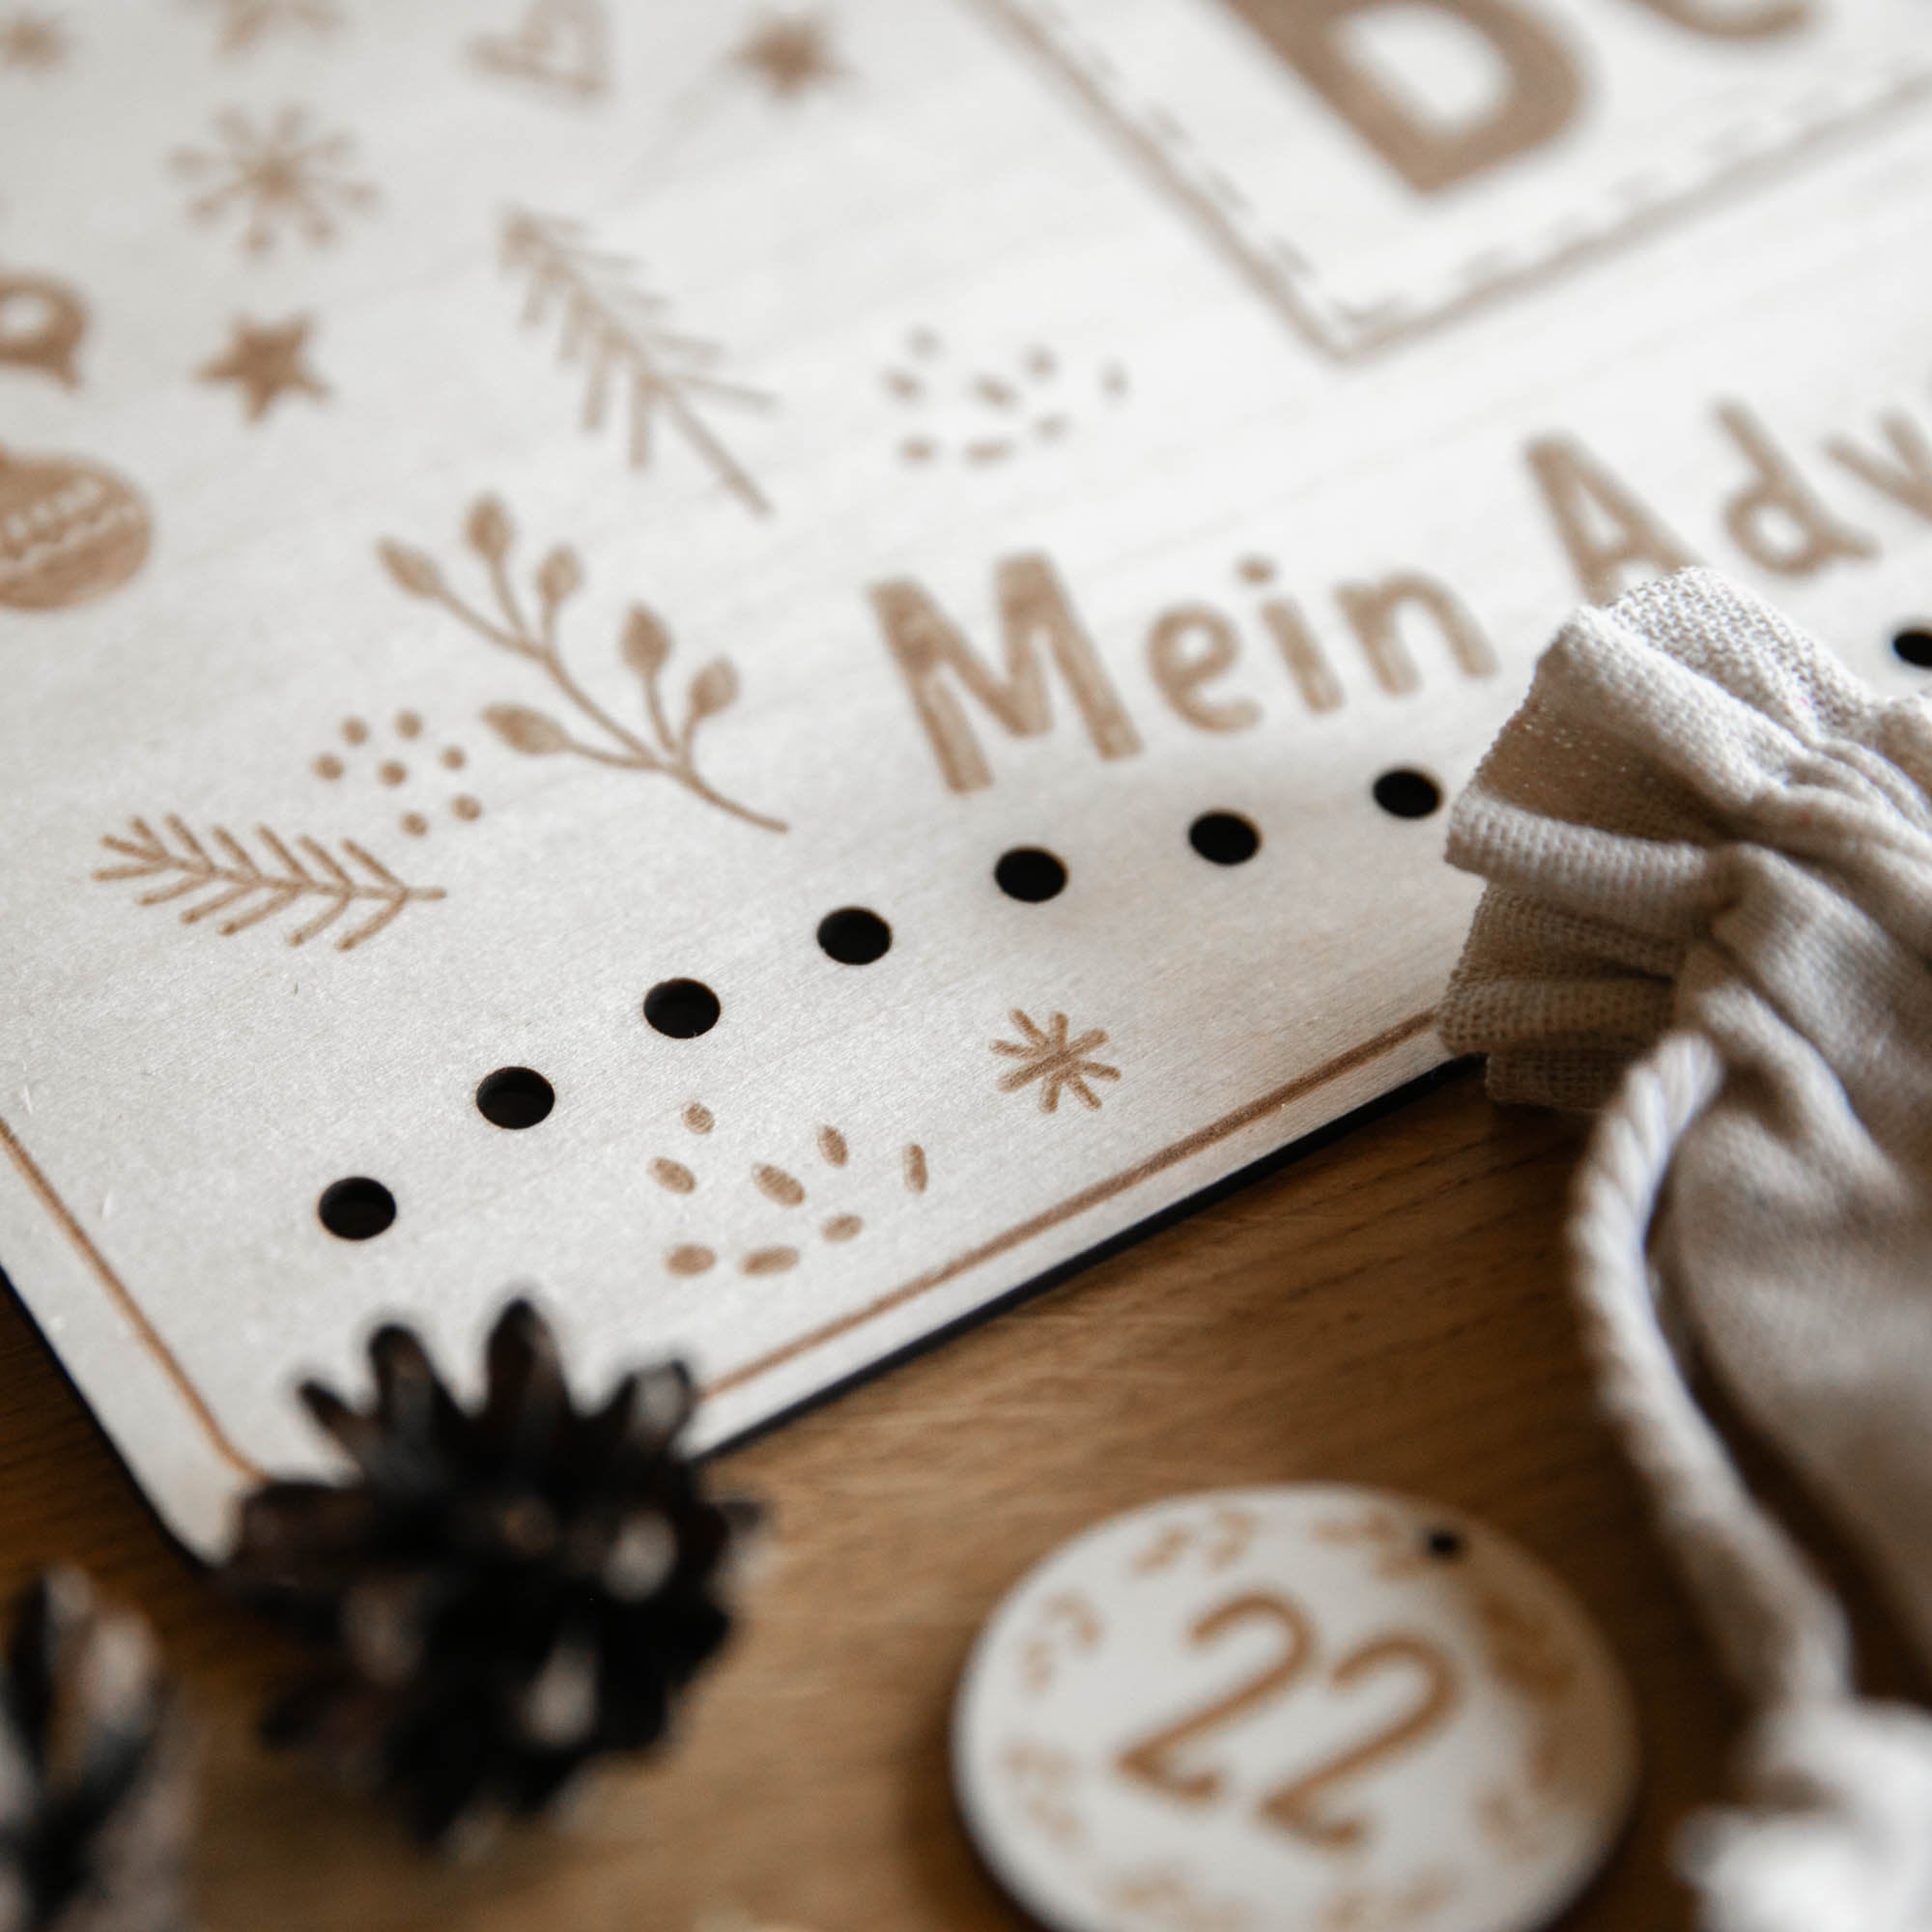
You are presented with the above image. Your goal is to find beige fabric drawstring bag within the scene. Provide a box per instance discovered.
[1439,569,1932,1932]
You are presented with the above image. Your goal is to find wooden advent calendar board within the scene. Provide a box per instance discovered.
[3,0,1932,1554]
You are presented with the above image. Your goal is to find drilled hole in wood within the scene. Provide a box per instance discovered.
[318,1177,395,1241]
[817,906,892,966]
[1188,810,1261,866]
[1372,769,1442,820]
[995,846,1067,902]
[1893,626,1932,668]
[475,1066,554,1130]
[644,979,721,1038]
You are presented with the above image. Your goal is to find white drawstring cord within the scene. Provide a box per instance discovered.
[1570,1033,1932,1932]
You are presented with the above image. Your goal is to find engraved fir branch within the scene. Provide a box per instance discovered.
[500,207,773,515]
[95,817,443,951]
[380,495,786,833]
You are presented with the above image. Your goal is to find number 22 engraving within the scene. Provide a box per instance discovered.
[1114,1590,1461,1849]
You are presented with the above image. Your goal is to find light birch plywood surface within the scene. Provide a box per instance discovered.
[14,1065,1920,1932]
[13,0,1932,1562]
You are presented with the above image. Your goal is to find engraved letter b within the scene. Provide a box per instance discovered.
[1229,0,1581,195]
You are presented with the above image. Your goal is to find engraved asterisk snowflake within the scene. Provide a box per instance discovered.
[0,9,67,68]
[993,1009,1122,1114]
[172,106,376,257]
[188,0,342,53]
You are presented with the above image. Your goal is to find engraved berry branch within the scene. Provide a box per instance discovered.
[379,497,786,833]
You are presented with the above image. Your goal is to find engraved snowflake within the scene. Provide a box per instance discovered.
[188,0,342,53]
[993,1009,1122,1115]
[0,9,66,68]
[172,106,376,256]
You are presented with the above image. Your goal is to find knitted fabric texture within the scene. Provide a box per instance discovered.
[1440,569,1932,1932]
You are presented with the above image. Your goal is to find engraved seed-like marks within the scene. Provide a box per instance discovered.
[886,327,1127,470]
[994,1009,1121,1114]
[1102,1864,1254,1932]
[172,106,377,257]
[1473,1590,1590,1863]
[470,0,609,100]
[0,10,66,69]
[649,1105,929,1279]
[188,0,343,55]
[499,208,773,515]
[95,817,444,951]
[1312,1510,1438,1582]
[1001,1739,1087,1852]
[313,710,481,838]
[1129,1505,1257,1577]
[732,11,843,99]
[1315,1871,1460,1932]
[1020,1590,1103,1696]
[742,1246,798,1276]
[380,494,784,833]
[753,1163,805,1207]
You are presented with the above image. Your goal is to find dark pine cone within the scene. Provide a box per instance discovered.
[225,1298,758,1846]
[0,1570,192,1932]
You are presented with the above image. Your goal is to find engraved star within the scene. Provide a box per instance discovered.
[0,9,67,68]
[197,314,327,421]
[731,11,840,99]
[993,1009,1122,1114]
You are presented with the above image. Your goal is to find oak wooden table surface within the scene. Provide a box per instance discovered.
[1,1064,1910,1932]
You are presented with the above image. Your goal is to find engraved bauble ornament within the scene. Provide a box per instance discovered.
[0,443,152,611]
[0,273,88,387]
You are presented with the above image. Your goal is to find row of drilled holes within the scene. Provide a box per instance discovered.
[321,631,1932,1239]
[316,777,1444,1239]
[299,622,1932,1248]
[834,780,1440,960]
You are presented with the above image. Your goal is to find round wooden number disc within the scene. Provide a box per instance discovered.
[953,1487,1638,1932]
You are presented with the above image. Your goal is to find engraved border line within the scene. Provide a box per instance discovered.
[957,0,1359,357]
[705,1008,1438,1398]
[0,1112,263,1480]
[0,1015,1438,1479]
[958,0,1932,362]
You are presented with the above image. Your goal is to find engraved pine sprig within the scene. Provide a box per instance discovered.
[379,496,785,833]
[500,207,773,515]
[95,816,445,951]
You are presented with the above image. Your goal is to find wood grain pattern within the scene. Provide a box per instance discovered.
[0,1068,1918,1930]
